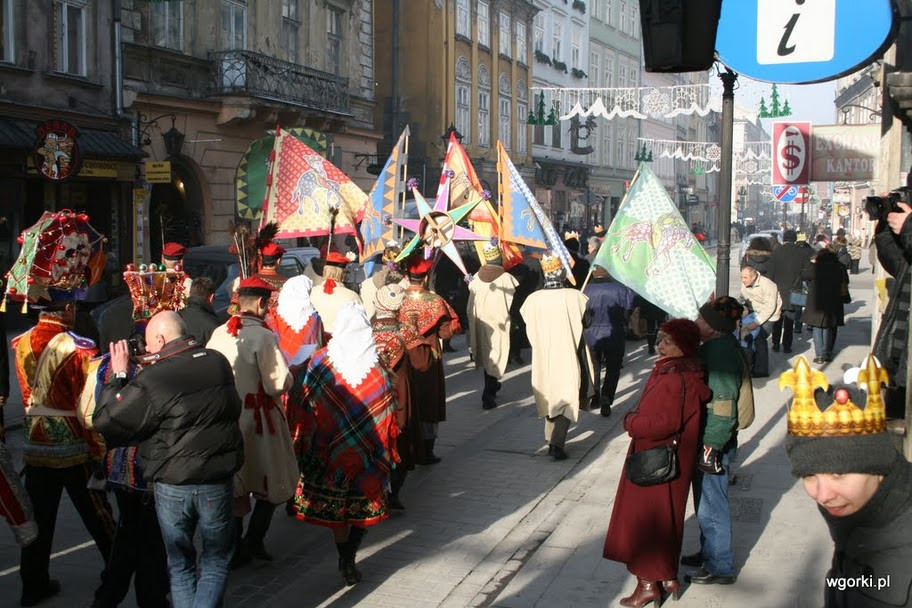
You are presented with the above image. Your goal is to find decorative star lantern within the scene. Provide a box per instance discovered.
[393,176,486,275]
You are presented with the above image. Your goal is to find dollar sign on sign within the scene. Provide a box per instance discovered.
[781,141,801,171]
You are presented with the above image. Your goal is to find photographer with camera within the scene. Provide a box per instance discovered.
[871,187,912,419]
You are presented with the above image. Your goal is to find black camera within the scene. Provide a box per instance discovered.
[865,187,912,222]
[127,334,146,357]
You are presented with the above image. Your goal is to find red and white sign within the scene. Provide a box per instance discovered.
[772,122,811,187]
[794,186,810,204]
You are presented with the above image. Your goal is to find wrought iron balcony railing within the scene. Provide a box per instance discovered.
[209,49,351,116]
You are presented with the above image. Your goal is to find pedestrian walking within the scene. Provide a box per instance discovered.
[467,241,518,409]
[802,247,849,363]
[520,253,594,460]
[768,229,813,354]
[603,319,709,607]
[93,311,244,608]
[360,241,406,320]
[740,236,773,277]
[287,302,399,586]
[310,251,362,337]
[583,265,635,415]
[273,274,323,366]
[180,275,219,345]
[207,277,299,567]
[782,354,911,607]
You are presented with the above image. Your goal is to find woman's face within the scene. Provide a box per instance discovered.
[656,331,684,359]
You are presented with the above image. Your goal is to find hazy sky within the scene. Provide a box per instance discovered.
[709,75,839,127]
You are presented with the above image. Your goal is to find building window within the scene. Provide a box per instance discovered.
[616,127,626,168]
[1,0,14,63]
[456,0,469,37]
[571,31,581,69]
[628,58,639,88]
[455,56,471,144]
[552,22,562,61]
[533,13,544,53]
[605,0,614,27]
[592,0,602,21]
[590,50,601,87]
[605,50,614,86]
[618,62,627,87]
[282,0,300,63]
[220,0,246,49]
[477,1,489,47]
[630,3,639,39]
[498,10,510,57]
[619,1,627,35]
[54,0,87,76]
[326,7,343,75]
[551,102,561,149]
[627,129,637,168]
[517,101,527,155]
[515,21,526,63]
[478,64,490,147]
[499,97,511,150]
[602,127,612,165]
[151,0,182,51]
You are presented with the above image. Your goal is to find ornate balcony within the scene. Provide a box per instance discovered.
[209,50,352,117]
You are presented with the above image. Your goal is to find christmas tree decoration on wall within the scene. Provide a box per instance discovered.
[526,93,560,127]
[757,84,792,118]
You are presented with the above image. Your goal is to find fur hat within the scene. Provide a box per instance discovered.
[699,296,743,334]
[659,318,701,358]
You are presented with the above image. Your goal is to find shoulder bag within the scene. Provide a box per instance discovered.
[625,373,684,487]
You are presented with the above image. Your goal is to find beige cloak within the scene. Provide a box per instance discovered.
[207,316,297,504]
[310,284,362,335]
[520,288,594,422]
[467,267,518,378]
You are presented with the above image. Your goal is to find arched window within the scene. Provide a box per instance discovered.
[455,56,471,144]
[499,73,511,150]
[478,64,491,147]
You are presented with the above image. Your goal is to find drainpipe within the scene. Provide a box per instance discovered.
[113,0,124,117]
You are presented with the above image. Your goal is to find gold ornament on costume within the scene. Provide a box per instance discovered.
[482,240,502,262]
[540,253,563,275]
[779,355,888,437]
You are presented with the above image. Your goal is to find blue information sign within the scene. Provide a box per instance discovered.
[716,0,898,84]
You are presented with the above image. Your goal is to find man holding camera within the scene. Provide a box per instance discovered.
[872,189,912,419]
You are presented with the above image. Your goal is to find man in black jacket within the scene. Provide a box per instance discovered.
[180,276,220,344]
[769,229,813,354]
[93,311,243,608]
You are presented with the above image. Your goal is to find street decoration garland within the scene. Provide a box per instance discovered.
[531,84,720,122]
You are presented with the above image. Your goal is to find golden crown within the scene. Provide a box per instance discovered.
[541,253,563,275]
[779,355,888,437]
[482,242,502,261]
[593,224,606,235]
[564,230,580,242]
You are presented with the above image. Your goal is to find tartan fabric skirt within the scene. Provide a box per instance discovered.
[292,455,389,529]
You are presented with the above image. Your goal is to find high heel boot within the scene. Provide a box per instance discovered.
[619,578,661,608]
[662,579,681,601]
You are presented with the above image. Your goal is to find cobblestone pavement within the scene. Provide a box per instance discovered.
[0,257,877,607]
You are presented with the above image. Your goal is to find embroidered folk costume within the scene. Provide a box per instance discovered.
[310,250,362,337]
[161,241,192,300]
[398,254,462,464]
[360,240,407,319]
[287,302,398,585]
[273,274,323,366]
[0,440,37,547]
[6,210,115,606]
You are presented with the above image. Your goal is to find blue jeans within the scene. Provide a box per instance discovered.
[811,327,837,358]
[692,438,737,577]
[154,481,234,608]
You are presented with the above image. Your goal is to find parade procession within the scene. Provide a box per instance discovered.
[2,1,912,608]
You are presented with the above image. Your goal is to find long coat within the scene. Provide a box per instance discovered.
[467,266,518,378]
[769,242,813,312]
[801,250,847,329]
[603,356,710,581]
[520,287,593,422]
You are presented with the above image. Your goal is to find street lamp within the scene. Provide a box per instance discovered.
[442,123,464,145]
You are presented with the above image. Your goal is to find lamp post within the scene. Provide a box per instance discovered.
[716,67,737,297]
[442,124,464,147]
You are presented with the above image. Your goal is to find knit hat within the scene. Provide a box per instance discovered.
[781,355,897,477]
[375,282,405,314]
[659,318,701,358]
[698,296,743,334]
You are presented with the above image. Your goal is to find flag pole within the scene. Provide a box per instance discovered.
[580,265,594,292]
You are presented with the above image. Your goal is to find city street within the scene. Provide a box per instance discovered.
[0,253,877,608]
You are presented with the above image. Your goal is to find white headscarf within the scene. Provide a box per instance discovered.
[326,302,378,388]
[276,274,316,331]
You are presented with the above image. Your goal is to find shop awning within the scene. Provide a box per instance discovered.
[0,118,147,160]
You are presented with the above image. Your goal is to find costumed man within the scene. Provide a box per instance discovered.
[399,253,462,464]
[161,242,192,299]
[563,231,590,289]
[78,265,188,608]
[782,355,912,608]
[287,302,399,586]
[467,240,518,410]
[360,240,407,319]
[227,222,286,319]
[520,253,593,461]
[310,250,362,337]
[6,212,116,607]
[371,282,432,510]
[583,265,635,416]
[207,277,299,567]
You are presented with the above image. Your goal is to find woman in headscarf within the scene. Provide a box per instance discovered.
[273,274,323,366]
[603,319,711,607]
[286,302,398,586]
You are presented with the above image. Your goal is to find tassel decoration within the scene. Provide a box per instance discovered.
[227,315,243,337]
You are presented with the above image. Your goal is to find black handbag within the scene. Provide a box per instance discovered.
[624,374,684,487]
[789,290,807,307]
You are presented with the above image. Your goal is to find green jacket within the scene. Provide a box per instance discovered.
[698,333,744,450]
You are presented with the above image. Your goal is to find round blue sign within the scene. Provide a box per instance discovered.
[716,0,898,84]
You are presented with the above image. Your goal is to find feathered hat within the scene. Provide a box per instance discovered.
[3,210,106,311]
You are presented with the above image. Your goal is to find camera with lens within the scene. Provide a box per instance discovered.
[865,187,912,222]
[126,334,146,357]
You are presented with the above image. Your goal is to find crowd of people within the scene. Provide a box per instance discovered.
[0,208,909,608]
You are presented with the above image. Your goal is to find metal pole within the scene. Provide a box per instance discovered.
[112,0,124,117]
[716,68,737,297]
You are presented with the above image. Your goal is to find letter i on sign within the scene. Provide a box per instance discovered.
[756,0,836,65]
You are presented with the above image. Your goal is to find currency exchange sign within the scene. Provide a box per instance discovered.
[772,122,811,187]
[715,0,897,84]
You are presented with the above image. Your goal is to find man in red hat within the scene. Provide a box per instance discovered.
[207,277,298,568]
[162,242,191,300]
[399,254,461,464]
[310,251,362,337]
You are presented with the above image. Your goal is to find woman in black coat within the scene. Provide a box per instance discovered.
[741,237,773,277]
[801,248,848,363]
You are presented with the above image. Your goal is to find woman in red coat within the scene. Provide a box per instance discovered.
[603,318,710,607]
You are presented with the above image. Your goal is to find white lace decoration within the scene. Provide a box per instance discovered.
[326,302,378,388]
[276,274,316,332]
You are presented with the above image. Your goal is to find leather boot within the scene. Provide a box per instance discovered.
[619,578,660,607]
[424,439,441,464]
[662,578,681,601]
